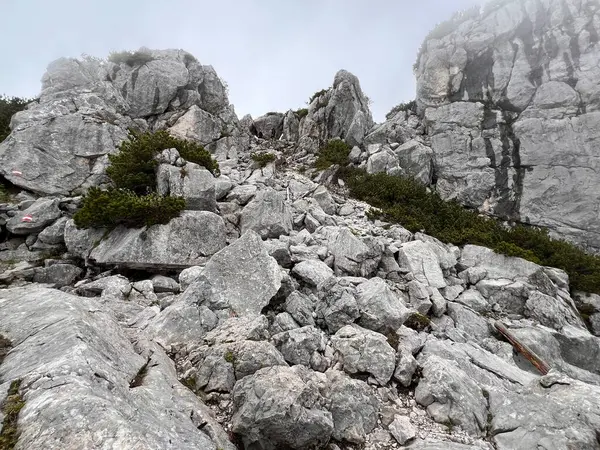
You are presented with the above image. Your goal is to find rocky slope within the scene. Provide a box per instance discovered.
[1,3,600,448]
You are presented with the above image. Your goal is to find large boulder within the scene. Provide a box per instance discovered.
[415,0,600,250]
[156,163,216,212]
[89,210,227,269]
[231,366,334,450]
[240,188,293,239]
[181,230,282,317]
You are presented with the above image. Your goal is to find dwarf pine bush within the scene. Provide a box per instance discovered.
[108,50,155,67]
[315,139,351,170]
[0,95,32,142]
[75,130,218,229]
[338,167,600,294]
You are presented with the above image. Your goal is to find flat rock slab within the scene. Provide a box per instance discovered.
[90,210,227,269]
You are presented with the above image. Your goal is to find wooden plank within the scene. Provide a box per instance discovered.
[494,321,551,375]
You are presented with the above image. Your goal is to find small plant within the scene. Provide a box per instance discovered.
[0,379,25,449]
[314,139,351,170]
[224,350,235,364]
[404,312,432,331]
[251,151,276,168]
[295,108,309,119]
[0,184,11,203]
[74,188,186,229]
[308,89,328,104]
[108,50,155,67]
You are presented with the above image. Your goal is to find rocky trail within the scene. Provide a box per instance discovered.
[1,1,600,449]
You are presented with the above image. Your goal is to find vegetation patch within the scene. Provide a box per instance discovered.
[308,89,328,104]
[0,379,25,450]
[338,167,600,294]
[404,312,432,332]
[1,95,32,143]
[74,188,186,229]
[314,139,351,170]
[108,50,155,67]
[130,357,152,388]
[295,108,309,119]
[251,151,276,168]
[0,335,11,366]
[75,130,218,229]
[385,100,417,119]
[0,185,10,204]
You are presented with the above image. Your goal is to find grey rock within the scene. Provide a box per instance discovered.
[146,301,218,347]
[447,302,491,344]
[90,211,227,269]
[178,266,203,291]
[394,350,418,387]
[63,219,106,260]
[272,326,325,366]
[299,70,373,151]
[33,264,83,288]
[240,188,293,239]
[389,415,417,445]
[282,110,301,141]
[151,275,179,293]
[324,370,379,443]
[204,315,269,345]
[156,164,216,212]
[313,185,336,215]
[415,355,488,436]
[285,291,315,326]
[395,139,435,184]
[214,175,234,200]
[524,291,583,331]
[271,312,300,334]
[331,324,396,385]
[130,280,159,306]
[460,245,541,280]
[455,289,489,314]
[292,259,334,288]
[0,285,230,450]
[398,240,446,288]
[182,230,281,317]
[330,227,382,277]
[316,282,361,333]
[355,277,410,333]
[251,113,284,140]
[6,198,62,235]
[232,366,334,450]
[37,216,68,245]
[226,184,257,205]
[264,239,293,268]
[76,275,132,299]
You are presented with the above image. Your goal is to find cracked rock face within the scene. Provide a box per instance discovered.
[0,49,239,196]
[415,0,600,251]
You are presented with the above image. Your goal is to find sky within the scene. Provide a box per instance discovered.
[1,0,483,123]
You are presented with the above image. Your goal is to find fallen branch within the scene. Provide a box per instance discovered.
[493,321,551,375]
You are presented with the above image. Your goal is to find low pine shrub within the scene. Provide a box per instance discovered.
[251,151,276,168]
[107,130,219,194]
[108,50,155,67]
[295,108,309,119]
[338,167,600,294]
[315,139,351,170]
[0,95,32,142]
[308,89,328,104]
[73,188,186,229]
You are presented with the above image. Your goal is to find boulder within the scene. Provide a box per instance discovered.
[6,198,62,235]
[156,163,216,212]
[240,188,293,239]
[90,211,227,269]
[231,366,334,450]
[181,230,281,317]
[355,277,410,333]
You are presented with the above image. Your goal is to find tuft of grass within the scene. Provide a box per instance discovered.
[251,151,276,168]
[0,379,25,449]
[385,100,417,119]
[404,312,432,332]
[224,350,235,364]
[338,167,600,295]
[108,50,155,67]
[314,139,351,170]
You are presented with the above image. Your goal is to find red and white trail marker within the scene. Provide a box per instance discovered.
[21,214,33,223]
[11,170,22,176]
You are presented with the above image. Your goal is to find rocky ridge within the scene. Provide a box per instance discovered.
[1,1,600,448]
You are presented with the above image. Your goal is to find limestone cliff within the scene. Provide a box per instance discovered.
[415,0,600,251]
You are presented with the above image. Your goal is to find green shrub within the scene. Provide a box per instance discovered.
[385,100,417,119]
[337,167,600,294]
[308,89,328,104]
[295,108,309,119]
[107,130,218,194]
[0,185,10,203]
[73,187,186,229]
[251,151,276,168]
[108,50,155,67]
[314,139,351,170]
[0,379,25,449]
[0,95,32,142]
